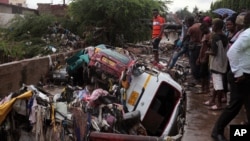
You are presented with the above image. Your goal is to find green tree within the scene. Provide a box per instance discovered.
[158,0,173,13]
[7,14,57,41]
[238,0,250,12]
[1,14,72,62]
[210,0,250,14]
[68,0,170,46]
[175,7,192,20]
[210,2,214,10]
[192,6,199,14]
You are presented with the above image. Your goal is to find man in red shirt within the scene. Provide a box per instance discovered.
[152,9,165,64]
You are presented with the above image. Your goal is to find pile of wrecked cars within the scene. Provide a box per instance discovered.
[0,44,186,141]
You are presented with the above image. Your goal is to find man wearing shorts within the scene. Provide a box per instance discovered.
[204,18,228,110]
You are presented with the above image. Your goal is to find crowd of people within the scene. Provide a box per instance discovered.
[151,8,250,141]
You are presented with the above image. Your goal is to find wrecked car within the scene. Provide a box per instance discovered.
[65,44,136,86]
[86,65,186,141]
[60,45,186,141]
[0,45,186,141]
[0,70,185,141]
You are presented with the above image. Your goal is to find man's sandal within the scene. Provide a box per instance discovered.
[203,100,215,106]
[209,105,222,111]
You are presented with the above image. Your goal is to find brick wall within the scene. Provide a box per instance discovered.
[37,3,67,17]
[0,0,9,4]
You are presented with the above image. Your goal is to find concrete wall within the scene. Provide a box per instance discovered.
[0,3,38,28]
[0,5,12,13]
[0,50,79,98]
[0,3,36,14]
[0,13,18,27]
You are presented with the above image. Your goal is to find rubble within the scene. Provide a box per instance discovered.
[0,43,188,141]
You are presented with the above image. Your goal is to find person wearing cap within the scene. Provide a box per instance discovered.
[203,16,212,27]
[211,12,250,141]
[152,8,165,65]
[223,13,246,106]
[228,12,246,47]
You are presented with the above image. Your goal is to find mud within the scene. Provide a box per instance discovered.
[182,79,246,141]
[159,35,246,141]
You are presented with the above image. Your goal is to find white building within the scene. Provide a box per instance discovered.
[9,0,27,7]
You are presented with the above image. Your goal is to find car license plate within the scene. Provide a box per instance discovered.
[101,57,116,66]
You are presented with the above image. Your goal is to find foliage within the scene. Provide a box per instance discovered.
[58,18,80,35]
[192,6,199,14]
[210,0,250,14]
[5,13,79,41]
[157,0,173,14]
[0,38,60,64]
[175,7,193,20]
[68,0,171,46]
[0,14,75,63]
[1,0,175,63]
[6,14,57,41]
[174,0,250,21]
[0,40,24,62]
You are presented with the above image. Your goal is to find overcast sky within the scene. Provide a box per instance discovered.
[26,0,215,12]
[26,0,69,9]
[169,0,215,12]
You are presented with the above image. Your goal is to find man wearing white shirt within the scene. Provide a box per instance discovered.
[211,12,250,141]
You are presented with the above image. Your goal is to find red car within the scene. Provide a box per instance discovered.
[88,45,135,80]
[66,44,136,86]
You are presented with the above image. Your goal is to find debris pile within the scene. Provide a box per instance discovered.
[41,22,83,53]
[0,44,187,141]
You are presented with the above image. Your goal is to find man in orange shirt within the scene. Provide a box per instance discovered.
[152,9,165,64]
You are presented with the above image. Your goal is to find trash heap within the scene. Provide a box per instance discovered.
[40,22,83,54]
[0,44,145,141]
[0,44,186,141]
[0,82,150,141]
